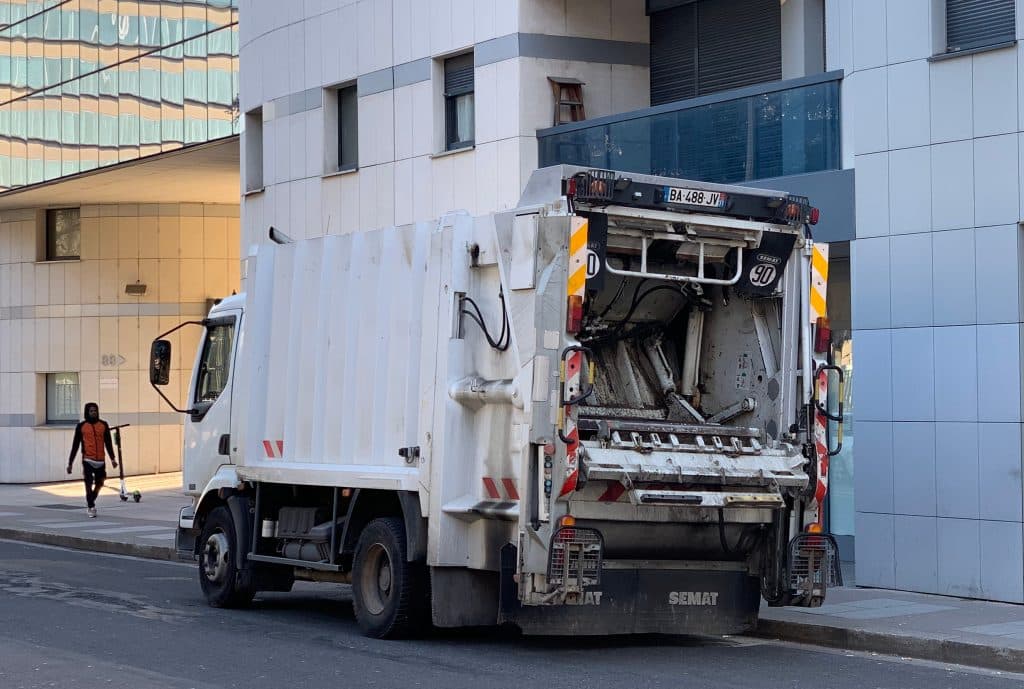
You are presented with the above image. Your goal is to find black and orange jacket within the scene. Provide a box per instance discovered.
[69,419,115,463]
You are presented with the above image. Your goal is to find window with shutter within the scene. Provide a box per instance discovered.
[649,0,782,107]
[444,53,474,151]
[946,0,1015,53]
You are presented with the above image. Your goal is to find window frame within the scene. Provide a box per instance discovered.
[45,207,81,261]
[443,53,475,152]
[337,83,359,172]
[45,372,81,425]
[192,316,237,411]
[244,107,263,193]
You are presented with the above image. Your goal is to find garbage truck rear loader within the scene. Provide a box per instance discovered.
[151,166,842,638]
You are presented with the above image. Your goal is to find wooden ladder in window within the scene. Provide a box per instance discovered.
[548,77,586,125]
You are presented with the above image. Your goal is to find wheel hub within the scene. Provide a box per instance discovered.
[203,531,230,583]
[360,543,393,616]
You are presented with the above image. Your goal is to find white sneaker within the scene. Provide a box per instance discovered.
[88,507,97,518]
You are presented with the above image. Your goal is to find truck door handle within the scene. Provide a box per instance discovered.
[218,434,231,456]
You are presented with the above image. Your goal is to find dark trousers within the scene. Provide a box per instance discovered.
[83,462,106,508]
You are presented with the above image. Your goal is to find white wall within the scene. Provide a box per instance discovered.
[238,0,649,249]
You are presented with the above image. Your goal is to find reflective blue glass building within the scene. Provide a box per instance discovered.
[0,0,239,191]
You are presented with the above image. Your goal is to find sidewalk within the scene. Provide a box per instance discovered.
[0,472,183,561]
[1,476,1022,672]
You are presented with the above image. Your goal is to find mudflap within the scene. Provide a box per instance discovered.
[176,526,197,560]
[501,567,761,636]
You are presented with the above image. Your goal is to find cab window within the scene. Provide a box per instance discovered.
[194,321,235,404]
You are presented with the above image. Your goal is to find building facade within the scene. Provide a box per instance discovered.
[0,0,241,483]
[831,0,1024,603]
[240,0,1024,604]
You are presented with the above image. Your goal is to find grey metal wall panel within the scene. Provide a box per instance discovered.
[737,167,855,242]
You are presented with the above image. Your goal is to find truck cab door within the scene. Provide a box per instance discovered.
[183,311,241,494]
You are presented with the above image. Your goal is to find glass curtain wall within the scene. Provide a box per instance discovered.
[0,0,239,191]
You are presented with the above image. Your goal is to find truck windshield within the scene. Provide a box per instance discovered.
[195,322,235,404]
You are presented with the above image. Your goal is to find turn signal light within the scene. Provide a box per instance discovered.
[566,295,584,334]
[558,515,577,527]
[806,522,823,534]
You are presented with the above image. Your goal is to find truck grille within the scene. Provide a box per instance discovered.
[547,526,603,592]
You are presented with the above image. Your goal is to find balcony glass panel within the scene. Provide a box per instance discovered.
[538,76,841,185]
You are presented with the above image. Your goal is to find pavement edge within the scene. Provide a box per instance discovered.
[0,527,179,562]
[755,618,1024,674]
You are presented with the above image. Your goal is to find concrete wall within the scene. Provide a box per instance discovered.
[0,204,240,484]
[238,0,649,248]
[828,0,1024,602]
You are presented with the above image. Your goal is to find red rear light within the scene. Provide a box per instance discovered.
[815,316,831,354]
[810,207,820,225]
[566,178,577,197]
[566,295,584,334]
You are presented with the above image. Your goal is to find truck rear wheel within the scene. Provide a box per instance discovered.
[198,506,256,608]
[352,517,429,638]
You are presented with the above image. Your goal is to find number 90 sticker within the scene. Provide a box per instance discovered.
[748,263,778,287]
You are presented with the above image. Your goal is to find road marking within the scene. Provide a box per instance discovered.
[137,532,175,541]
[38,520,117,528]
[90,525,174,534]
[0,512,23,517]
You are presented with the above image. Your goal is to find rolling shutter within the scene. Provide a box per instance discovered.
[650,4,697,105]
[649,0,782,106]
[946,0,1015,53]
[696,0,781,96]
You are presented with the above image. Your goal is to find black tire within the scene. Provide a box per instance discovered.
[351,517,429,639]
[198,506,256,608]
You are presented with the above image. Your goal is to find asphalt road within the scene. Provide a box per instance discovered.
[0,540,1020,689]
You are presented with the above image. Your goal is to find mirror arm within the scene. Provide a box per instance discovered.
[155,320,207,340]
[151,383,194,415]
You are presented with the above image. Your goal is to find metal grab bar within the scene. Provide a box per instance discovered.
[605,241,744,286]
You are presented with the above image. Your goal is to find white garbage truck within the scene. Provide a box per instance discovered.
[151,166,843,639]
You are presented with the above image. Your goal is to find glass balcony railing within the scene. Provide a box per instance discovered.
[538,71,842,185]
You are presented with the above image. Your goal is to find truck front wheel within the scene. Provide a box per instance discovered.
[198,506,256,608]
[352,517,429,638]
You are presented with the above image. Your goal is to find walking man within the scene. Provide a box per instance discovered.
[66,402,117,517]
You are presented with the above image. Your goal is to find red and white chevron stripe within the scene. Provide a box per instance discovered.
[813,368,829,518]
[482,477,520,501]
[262,439,284,459]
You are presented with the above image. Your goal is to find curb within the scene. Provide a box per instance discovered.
[755,618,1024,674]
[0,527,180,563]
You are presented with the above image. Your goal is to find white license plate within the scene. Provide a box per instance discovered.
[665,186,725,208]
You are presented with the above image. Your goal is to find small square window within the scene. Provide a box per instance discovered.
[46,372,80,425]
[338,84,358,171]
[46,208,80,260]
[444,53,474,151]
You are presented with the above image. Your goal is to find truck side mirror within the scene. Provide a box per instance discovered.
[150,340,172,386]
